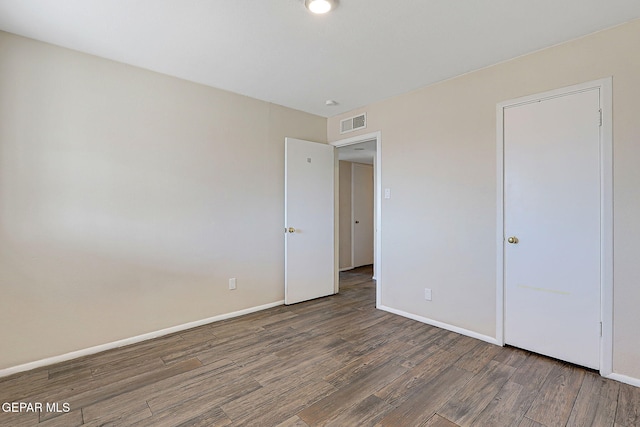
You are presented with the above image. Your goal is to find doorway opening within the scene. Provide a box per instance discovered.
[338,265,375,298]
[332,131,381,307]
[338,144,374,272]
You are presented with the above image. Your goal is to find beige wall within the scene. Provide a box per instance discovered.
[338,161,353,269]
[328,20,640,380]
[0,32,326,370]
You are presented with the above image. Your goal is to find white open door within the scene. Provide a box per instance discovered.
[285,137,335,305]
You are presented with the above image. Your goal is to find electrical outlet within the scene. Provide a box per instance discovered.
[229,278,237,290]
[424,288,432,301]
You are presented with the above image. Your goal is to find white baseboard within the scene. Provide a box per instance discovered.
[0,300,284,379]
[606,372,640,388]
[377,304,500,346]
[339,267,354,272]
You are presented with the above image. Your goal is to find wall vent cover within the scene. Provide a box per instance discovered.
[340,113,367,134]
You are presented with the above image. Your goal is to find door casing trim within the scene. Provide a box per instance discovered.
[496,77,613,376]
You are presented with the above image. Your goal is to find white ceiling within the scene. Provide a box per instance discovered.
[1,1,639,117]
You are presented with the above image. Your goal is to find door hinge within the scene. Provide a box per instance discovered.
[599,109,603,127]
[600,321,603,337]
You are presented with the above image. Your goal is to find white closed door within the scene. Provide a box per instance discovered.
[504,88,601,369]
[285,138,335,305]
[352,163,374,267]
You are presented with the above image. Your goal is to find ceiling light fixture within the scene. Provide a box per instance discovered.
[305,0,337,14]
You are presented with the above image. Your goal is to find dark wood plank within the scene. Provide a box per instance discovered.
[221,375,335,426]
[519,417,547,427]
[298,359,408,425]
[470,353,554,426]
[525,362,586,427]
[374,348,457,408]
[83,399,153,426]
[323,339,411,389]
[0,369,48,395]
[423,414,461,427]
[510,353,558,388]
[81,357,235,422]
[377,366,473,426]
[443,334,483,358]
[0,410,39,427]
[40,357,202,422]
[566,390,617,427]
[323,394,394,426]
[0,370,90,403]
[276,415,310,427]
[83,406,154,427]
[471,381,529,427]
[616,383,640,427]
[437,360,516,426]
[131,402,231,427]
[37,410,84,427]
[566,371,619,427]
[146,369,261,415]
[492,346,530,368]
[580,371,620,400]
[454,341,502,373]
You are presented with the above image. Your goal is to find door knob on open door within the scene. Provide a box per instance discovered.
[507,236,519,244]
[288,227,296,233]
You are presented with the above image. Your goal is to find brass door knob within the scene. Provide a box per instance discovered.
[288,227,296,233]
[507,236,519,244]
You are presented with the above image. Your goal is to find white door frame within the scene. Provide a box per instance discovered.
[496,78,613,376]
[332,131,382,307]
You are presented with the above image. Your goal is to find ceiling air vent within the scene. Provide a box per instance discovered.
[340,113,367,134]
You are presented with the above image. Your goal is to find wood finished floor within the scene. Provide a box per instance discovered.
[1,265,639,427]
